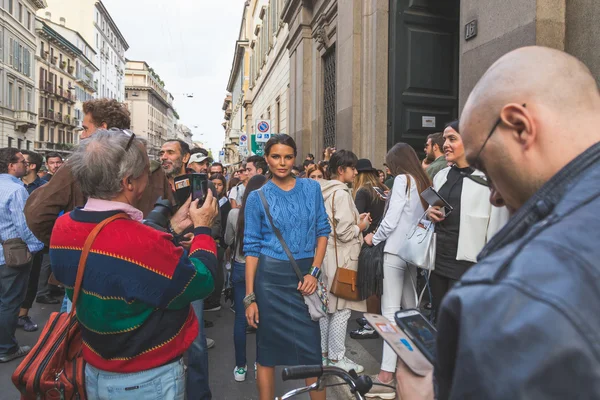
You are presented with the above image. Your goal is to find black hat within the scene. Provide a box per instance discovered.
[356,159,376,173]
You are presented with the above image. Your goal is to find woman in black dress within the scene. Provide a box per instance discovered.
[427,121,508,320]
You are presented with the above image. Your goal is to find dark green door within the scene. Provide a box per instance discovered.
[388,0,460,154]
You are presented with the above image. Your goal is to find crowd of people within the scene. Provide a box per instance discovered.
[1,46,600,400]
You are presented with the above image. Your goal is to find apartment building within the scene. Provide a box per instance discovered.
[35,17,98,157]
[38,0,128,102]
[0,0,47,149]
[124,60,175,159]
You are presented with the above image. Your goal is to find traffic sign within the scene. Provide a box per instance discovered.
[251,134,265,156]
[255,120,271,143]
[240,134,247,142]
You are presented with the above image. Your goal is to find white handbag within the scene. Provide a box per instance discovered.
[399,212,436,271]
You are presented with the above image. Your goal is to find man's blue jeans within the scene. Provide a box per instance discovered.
[0,263,31,357]
[85,358,185,399]
[232,262,247,368]
[186,299,211,399]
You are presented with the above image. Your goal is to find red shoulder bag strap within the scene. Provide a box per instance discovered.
[69,213,130,315]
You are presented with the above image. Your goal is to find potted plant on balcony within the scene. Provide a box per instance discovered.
[68,65,74,74]
[51,56,57,65]
[60,61,67,69]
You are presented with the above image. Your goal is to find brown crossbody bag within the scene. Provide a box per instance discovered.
[329,191,361,301]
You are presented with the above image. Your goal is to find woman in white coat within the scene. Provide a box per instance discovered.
[320,150,370,374]
[363,143,432,399]
[427,121,509,319]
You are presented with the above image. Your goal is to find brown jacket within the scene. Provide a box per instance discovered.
[24,161,173,246]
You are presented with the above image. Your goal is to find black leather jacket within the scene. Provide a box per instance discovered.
[436,142,600,399]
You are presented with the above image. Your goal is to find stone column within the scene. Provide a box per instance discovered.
[359,0,389,166]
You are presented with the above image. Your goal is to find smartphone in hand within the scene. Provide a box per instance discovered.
[395,309,437,364]
[191,173,208,206]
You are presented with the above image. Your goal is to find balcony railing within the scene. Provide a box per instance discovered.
[34,141,74,153]
[38,108,55,121]
[56,88,75,103]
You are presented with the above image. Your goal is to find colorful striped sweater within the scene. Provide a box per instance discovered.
[50,208,216,373]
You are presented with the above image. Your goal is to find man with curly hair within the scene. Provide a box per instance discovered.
[25,99,173,246]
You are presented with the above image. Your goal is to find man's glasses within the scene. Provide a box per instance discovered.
[468,104,527,187]
[472,104,527,171]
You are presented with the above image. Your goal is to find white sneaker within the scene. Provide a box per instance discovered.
[234,365,247,382]
[322,356,329,366]
[329,356,364,373]
[207,338,215,349]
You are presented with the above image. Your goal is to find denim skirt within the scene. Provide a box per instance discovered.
[255,254,321,367]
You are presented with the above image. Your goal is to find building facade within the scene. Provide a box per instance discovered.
[43,18,98,134]
[37,0,128,102]
[222,0,290,162]
[35,17,98,157]
[283,0,389,162]
[246,0,289,138]
[0,0,47,149]
[124,60,175,159]
[175,123,193,147]
[277,0,600,165]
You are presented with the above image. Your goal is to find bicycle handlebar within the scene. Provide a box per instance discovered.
[281,365,324,381]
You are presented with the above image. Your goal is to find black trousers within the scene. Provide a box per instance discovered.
[430,271,458,325]
[21,250,45,310]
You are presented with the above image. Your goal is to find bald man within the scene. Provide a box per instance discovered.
[414,46,600,399]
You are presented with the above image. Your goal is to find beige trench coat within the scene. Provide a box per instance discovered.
[320,180,367,313]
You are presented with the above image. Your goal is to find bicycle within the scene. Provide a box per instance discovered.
[276,365,394,400]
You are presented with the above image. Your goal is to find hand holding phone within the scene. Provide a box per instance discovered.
[395,309,437,364]
[189,188,218,229]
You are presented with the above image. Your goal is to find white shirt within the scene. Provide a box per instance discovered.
[228,183,246,205]
[372,175,424,256]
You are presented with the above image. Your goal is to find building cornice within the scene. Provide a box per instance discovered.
[125,86,171,110]
[95,0,130,50]
[29,0,47,10]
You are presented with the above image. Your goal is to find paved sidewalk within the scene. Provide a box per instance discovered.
[0,302,384,400]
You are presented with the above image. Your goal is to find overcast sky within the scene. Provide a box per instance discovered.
[102,0,243,158]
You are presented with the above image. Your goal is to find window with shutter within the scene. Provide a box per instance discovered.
[9,38,14,66]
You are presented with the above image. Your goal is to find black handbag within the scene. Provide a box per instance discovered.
[356,186,392,299]
[357,241,385,299]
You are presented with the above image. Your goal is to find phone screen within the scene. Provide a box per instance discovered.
[395,310,437,363]
[421,187,453,216]
[191,173,208,205]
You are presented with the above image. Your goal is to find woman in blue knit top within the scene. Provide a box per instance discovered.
[244,134,330,400]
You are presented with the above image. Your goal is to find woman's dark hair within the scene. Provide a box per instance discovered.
[385,143,432,210]
[209,173,227,198]
[445,120,459,132]
[264,134,297,156]
[228,177,240,192]
[328,149,358,176]
[236,174,268,255]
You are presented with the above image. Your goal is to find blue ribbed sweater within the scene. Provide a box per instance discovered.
[244,178,330,261]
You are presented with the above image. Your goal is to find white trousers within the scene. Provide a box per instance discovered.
[381,253,417,372]
[320,308,352,361]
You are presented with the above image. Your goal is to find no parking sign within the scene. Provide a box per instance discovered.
[255,120,271,143]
